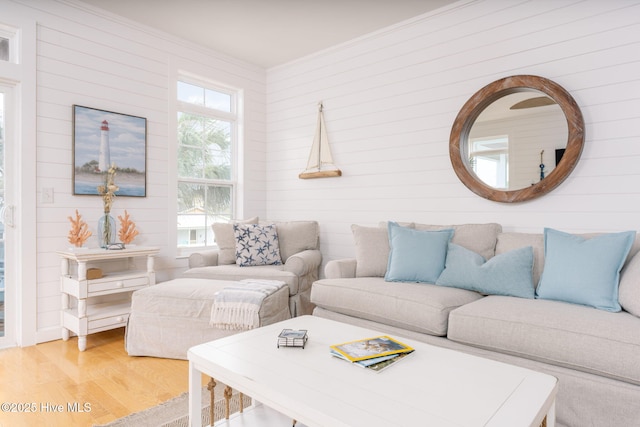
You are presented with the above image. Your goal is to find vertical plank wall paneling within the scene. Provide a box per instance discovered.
[265,0,640,267]
[17,0,267,341]
[7,0,640,342]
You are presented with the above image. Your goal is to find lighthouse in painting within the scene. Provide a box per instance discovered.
[98,120,111,172]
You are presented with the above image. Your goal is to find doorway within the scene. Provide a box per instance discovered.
[0,82,13,347]
[0,89,6,339]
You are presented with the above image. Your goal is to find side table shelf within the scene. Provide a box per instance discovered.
[56,246,160,351]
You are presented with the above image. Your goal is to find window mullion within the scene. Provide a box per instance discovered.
[177,101,236,122]
[178,178,234,187]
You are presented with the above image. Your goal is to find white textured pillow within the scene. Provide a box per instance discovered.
[212,217,258,265]
[496,232,545,286]
[274,221,319,262]
[414,223,501,260]
[618,250,640,317]
[351,225,390,277]
[234,223,282,267]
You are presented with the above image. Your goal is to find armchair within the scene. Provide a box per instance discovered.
[182,220,321,316]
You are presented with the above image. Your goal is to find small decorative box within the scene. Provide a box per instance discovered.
[86,268,103,279]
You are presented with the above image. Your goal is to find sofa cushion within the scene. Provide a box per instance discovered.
[496,233,545,287]
[620,251,640,317]
[181,264,298,295]
[536,228,635,312]
[212,217,259,265]
[414,223,502,260]
[310,277,483,336]
[448,296,640,385]
[385,222,453,283]
[234,223,282,266]
[351,225,389,277]
[436,244,535,299]
[130,278,289,322]
[351,222,501,278]
[498,231,640,291]
[275,221,319,262]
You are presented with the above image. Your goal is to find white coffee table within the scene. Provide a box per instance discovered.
[188,315,557,427]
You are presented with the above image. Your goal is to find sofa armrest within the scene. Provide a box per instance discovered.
[188,250,220,268]
[324,258,357,279]
[284,249,322,276]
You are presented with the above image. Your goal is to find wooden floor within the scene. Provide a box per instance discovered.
[0,327,208,427]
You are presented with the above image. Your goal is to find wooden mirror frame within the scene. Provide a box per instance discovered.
[449,75,585,203]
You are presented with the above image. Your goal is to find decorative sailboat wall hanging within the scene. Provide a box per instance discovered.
[299,102,342,179]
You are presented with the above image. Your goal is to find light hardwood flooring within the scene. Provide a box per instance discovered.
[0,327,209,427]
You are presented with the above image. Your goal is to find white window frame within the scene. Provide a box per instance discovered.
[469,135,509,189]
[175,75,239,254]
[0,23,18,64]
[0,13,37,347]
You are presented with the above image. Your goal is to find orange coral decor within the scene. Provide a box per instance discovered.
[118,210,139,245]
[67,209,92,247]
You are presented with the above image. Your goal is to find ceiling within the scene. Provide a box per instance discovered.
[75,0,458,68]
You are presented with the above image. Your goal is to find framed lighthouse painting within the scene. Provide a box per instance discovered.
[72,105,147,197]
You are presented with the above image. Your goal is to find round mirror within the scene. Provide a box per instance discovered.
[449,75,584,203]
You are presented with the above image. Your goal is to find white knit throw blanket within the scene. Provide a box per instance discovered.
[211,279,287,330]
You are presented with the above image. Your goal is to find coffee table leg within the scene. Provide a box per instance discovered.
[546,401,556,427]
[188,361,202,427]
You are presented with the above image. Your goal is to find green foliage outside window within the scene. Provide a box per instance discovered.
[177,95,236,248]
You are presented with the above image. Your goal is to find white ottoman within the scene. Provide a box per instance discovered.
[125,278,291,359]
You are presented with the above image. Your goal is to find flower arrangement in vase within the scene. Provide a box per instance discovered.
[97,164,119,248]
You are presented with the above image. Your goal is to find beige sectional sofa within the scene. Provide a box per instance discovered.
[311,222,640,427]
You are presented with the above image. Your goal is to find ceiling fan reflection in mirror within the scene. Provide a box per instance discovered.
[510,96,556,110]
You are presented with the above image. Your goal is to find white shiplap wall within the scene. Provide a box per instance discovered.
[266,0,640,269]
[10,0,267,342]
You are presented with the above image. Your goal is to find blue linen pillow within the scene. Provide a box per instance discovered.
[384,222,453,283]
[435,244,535,299]
[536,228,636,312]
[234,223,282,267]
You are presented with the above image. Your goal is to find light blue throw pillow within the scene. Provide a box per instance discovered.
[536,228,636,312]
[435,244,535,299]
[384,222,453,283]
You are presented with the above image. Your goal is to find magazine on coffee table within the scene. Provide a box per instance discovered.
[361,351,414,372]
[331,347,414,372]
[330,335,414,362]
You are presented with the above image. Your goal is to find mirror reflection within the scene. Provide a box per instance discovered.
[449,75,584,203]
[466,91,568,191]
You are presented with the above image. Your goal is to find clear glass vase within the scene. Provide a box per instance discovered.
[98,214,116,248]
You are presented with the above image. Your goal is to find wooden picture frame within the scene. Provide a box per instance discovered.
[73,105,147,197]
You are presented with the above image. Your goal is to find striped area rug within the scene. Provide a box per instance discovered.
[94,384,251,427]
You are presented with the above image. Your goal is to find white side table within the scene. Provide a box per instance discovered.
[56,246,160,351]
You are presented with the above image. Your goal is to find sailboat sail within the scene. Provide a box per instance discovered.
[299,102,342,179]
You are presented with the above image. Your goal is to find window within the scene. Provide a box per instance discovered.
[0,24,17,63]
[176,79,237,249]
[469,136,509,189]
[0,38,8,62]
